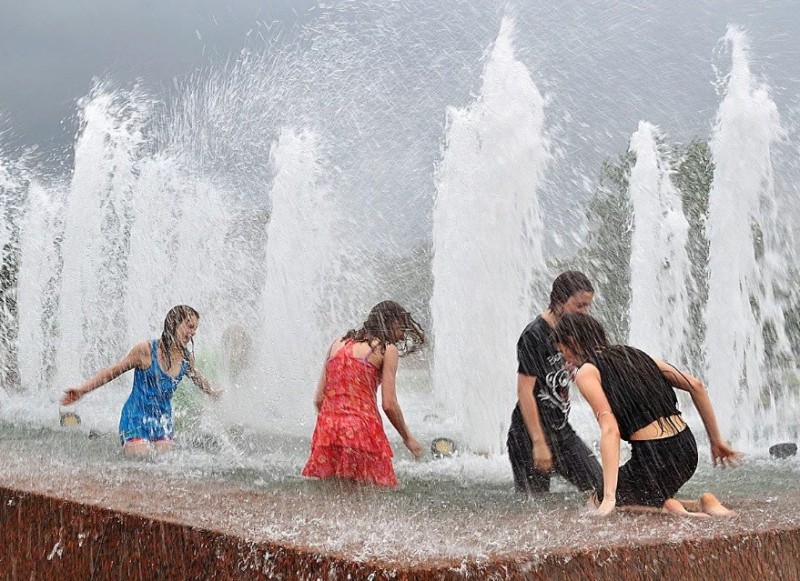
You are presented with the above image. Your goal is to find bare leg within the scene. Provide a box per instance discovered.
[699,492,736,518]
[122,440,153,457]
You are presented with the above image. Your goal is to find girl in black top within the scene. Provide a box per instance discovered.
[553,313,740,517]
[507,271,602,494]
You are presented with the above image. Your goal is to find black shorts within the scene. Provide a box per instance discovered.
[507,405,602,494]
[614,427,698,507]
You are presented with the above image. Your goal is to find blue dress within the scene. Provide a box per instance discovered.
[118,339,188,444]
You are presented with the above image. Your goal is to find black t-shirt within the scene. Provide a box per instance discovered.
[516,315,571,431]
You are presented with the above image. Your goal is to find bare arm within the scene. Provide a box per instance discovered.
[656,359,740,467]
[380,344,421,459]
[575,363,620,516]
[60,341,149,405]
[185,352,222,398]
[517,374,553,471]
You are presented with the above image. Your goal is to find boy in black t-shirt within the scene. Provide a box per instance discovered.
[507,271,602,494]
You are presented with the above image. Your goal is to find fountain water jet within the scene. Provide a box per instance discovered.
[241,127,339,434]
[628,121,691,364]
[705,25,796,443]
[431,18,548,455]
[16,182,64,393]
[0,6,798,576]
[53,87,146,392]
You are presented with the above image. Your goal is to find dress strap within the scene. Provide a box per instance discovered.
[150,339,159,369]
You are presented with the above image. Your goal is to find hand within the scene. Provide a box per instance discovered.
[595,497,616,517]
[60,387,84,406]
[205,388,224,402]
[711,440,742,468]
[532,441,553,472]
[404,436,423,460]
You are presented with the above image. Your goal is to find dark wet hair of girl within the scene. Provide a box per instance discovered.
[344,300,426,355]
[161,305,200,368]
[552,312,609,361]
[549,271,594,311]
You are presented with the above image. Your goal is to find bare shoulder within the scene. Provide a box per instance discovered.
[383,343,399,363]
[128,340,153,368]
[575,362,600,384]
[328,338,346,357]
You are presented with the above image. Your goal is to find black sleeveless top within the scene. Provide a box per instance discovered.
[588,346,680,441]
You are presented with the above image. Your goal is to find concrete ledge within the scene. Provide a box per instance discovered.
[2,485,799,580]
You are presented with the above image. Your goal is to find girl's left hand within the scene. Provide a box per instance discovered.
[204,388,224,401]
[404,436,423,460]
[711,441,742,468]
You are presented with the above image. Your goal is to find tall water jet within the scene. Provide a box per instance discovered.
[0,146,26,390]
[124,155,231,343]
[431,18,548,455]
[243,128,338,433]
[628,122,691,364]
[705,26,793,442]
[16,182,65,393]
[53,87,147,396]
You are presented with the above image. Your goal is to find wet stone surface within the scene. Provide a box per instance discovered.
[2,424,800,578]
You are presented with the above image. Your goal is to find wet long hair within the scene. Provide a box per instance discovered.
[554,312,682,435]
[160,305,200,369]
[343,300,426,356]
[552,311,609,362]
[549,271,594,312]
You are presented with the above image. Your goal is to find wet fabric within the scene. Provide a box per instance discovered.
[118,339,188,445]
[302,341,396,487]
[589,346,680,441]
[509,316,601,493]
[516,316,572,431]
[610,427,699,507]
[507,405,602,494]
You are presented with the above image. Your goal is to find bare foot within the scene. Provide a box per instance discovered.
[662,498,711,518]
[700,492,737,518]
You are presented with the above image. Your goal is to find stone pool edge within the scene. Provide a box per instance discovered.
[1,485,798,580]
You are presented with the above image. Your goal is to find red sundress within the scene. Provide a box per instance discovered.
[302,341,397,487]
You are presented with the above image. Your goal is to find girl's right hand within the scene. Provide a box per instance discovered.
[404,436,423,460]
[60,388,83,406]
[532,441,553,472]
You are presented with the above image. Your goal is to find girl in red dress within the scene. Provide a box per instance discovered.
[302,301,426,487]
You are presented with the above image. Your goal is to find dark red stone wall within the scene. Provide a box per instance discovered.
[2,485,799,580]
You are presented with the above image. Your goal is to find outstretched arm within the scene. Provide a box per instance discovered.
[380,344,421,459]
[60,342,149,405]
[655,359,740,467]
[575,363,620,516]
[185,352,222,398]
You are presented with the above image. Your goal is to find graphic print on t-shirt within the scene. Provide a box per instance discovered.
[539,351,571,429]
[517,316,572,431]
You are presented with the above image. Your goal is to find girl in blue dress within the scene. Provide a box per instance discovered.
[60,305,220,456]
